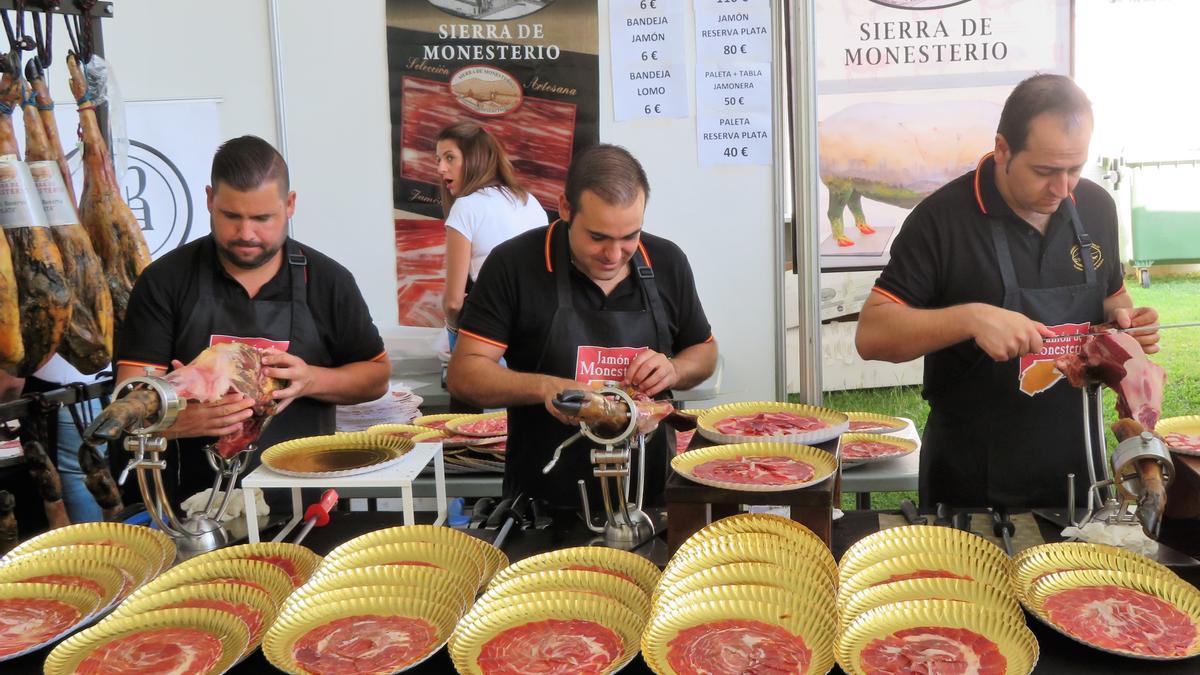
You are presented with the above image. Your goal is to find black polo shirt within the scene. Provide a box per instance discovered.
[116,235,385,370]
[458,223,713,364]
[875,154,1125,311]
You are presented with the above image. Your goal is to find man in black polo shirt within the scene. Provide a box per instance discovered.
[114,135,389,506]
[856,75,1159,508]
[447,144,718,510]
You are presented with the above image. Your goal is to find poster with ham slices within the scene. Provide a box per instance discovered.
[387,0,599,326]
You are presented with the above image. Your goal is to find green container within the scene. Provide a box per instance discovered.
[1126,159,1200,286]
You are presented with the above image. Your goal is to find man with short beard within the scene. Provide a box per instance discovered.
[113,135,389,507]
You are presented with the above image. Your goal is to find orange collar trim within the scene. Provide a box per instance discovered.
[975,151,1077,216]
[543,219,653,273]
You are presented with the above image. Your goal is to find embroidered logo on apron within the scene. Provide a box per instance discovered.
[1070,242,1104,271]
[209,334,291,351]
[1017,322,1090,396]
[575,345,647,385]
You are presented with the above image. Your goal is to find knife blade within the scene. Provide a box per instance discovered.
[1042,321,1200,343]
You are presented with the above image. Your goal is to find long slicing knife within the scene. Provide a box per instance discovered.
[1041,321,1200,343]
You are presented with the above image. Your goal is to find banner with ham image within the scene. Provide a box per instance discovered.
[387,0,599,326]
[1017,322,1089,396]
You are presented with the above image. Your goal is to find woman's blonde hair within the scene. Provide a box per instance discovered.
[436,121,530,216]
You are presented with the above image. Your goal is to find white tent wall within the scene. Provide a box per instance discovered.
[66,0,781,406]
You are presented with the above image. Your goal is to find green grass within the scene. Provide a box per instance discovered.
[800,273,1200,511]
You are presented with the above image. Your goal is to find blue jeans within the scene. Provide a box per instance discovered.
[56,401,106,522]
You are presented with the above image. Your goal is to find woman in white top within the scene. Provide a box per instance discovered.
[436,121,548,346]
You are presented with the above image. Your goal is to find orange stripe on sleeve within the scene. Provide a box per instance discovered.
[1106,283,1127,299]
[368,350,390,363]
[703,334,715,343]
[115,359,168,371]
[458,329,508,350]
[870,287,909,306]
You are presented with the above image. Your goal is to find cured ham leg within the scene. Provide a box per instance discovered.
[553,388,676,436]
[87,342,285,459]
[66,54,150,328]
[0,72,71,376]
[22,439,70,529]
[0,489,16,555]
[23,74,113,374]
[79,441,123,520]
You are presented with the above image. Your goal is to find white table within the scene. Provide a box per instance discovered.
[839,417,922,508]
[240,442,447,543]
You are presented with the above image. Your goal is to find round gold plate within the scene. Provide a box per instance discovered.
[126,558,294,607]
[696,401,849,446]
[476,569,652,621]
[285,584,469,621]
[838,432,918,468]
[173,542,322,590]
[264,596,459,675]
[1157,415,1200,456]
[444,411,507,438]
[412,413,465,430]
[262,432,413,478]
[840,528,1010,586]
[643,596,836,675]
[315,541,485,590]
[1013,541,1173,603]
[109,581,278,657]
[838,599,1037,675]
[450,593,642,675]
[0,557,126,616]
[2,521,175,576]
[1025,569,1200,659]
[323,524,502,584]
[844,411,908,434]
[366,423,436,439]
[840,577,1022,629]
[487,546,662,596]
[652,583,834,631]
[684,512,829,560]
[0,583,100,660]
[839,552,1014,605]
[655,562,835,611]
[671,442,837,492]
[660,534,838,601]
[410,430,448,444]
[287,564,476,616]
[6,544,154,600]
[45,607,249,675]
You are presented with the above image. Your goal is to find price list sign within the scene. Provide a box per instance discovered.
[610,0,689,121]
[694,0,773,166]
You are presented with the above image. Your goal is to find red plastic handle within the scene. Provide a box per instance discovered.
[303,489,338,528]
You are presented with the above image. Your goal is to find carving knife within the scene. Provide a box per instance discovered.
[1042,321,1200,343]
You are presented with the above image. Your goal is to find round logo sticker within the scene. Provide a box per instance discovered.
[67,140,193,258]
[450,65,524,117]
[426,0,555,21]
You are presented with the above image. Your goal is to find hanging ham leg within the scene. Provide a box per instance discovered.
[78,441,123,520]
[27,67,77,202]
[0,72,71,376]
[0,219,19,372]
[66,54,150,328]
[86,342,286,459]
[0,489,16,555]
[22,439,70,529]
[23,76,113,374]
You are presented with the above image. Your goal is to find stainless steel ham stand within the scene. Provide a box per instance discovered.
[542,385,658,549]
[86,376,253,559]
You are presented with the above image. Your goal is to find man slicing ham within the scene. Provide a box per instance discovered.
[447,145,718,510]
[855,75,1160,508]
[112,136,389,508]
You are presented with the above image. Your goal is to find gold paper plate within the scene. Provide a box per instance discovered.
[264,596,458,675]
[839,529,1011,586]
[838,599,1037,675]
[696,401,849,446]
[655,562,836,611]
[6,544,154,600]
[315,541,485,589]
[450,594,642,675]
[444,411,508,438]
[1014,542,1174,603]
[173,542,322,589]
[127,558,294,607]
[487,546,662,596]
[410,429,448,443]
[412,413,465,430]
[477,569,652,620]
[286,564,476,616]
[689,512,827,554]
[365,423,437,439]
[652,583,834,632]
[0,557,126,615]
[838,433,918,468]
[1157,415,1200,456]
[839,553,1014,605]
[659,535,838,600]
[284,584,470,622]
[45,607,249,675]
[844,411,908,434]
[840,577,1023,630]
[671,442,837,492]
[1026,569,1200,659]
[642,597,836,675]
[2,521,175,576]
[262,432,413,478]
[0,583,101,660]
[109,582,278,657]
[323,524,502,584]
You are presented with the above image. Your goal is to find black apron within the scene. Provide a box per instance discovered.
[157,238,335,507]
[919,200,1106,508]
[504,222,675,510]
